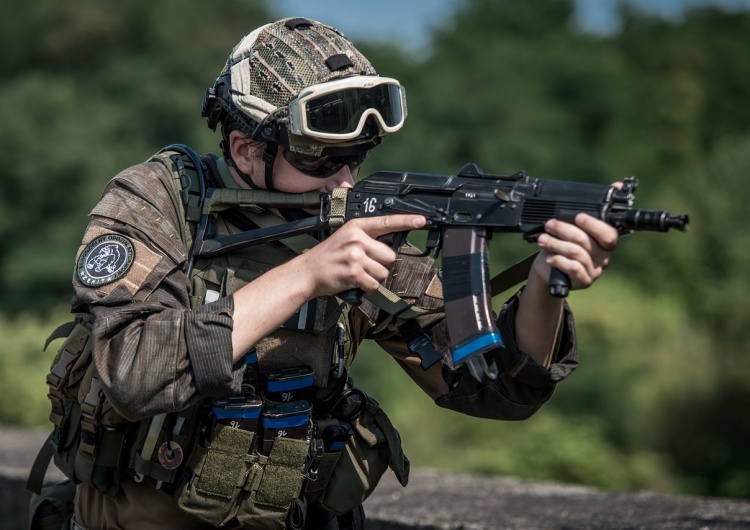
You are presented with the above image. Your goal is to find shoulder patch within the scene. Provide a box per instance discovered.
[77,234,136,287]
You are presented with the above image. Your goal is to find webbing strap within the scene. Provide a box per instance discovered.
[26,432,55,495]
[79,377,105,455]
[44,321,77,351]
[242,209,320,255]
[202,188,322,215]
[172,153,203,223]
[43,313,92,352]
[490,252,539,297]
[361,253,538,321]
[328,187,348,229]
[362,284,433,320]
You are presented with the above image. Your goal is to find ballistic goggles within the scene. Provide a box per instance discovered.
[282,148,369,179]
[286,76,407,142]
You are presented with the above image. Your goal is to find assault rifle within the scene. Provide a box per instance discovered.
[191,163,689,383]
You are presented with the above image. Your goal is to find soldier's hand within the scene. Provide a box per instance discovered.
[534,213,619,292]
[298,215,427,297]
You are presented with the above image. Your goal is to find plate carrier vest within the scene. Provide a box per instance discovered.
[27,145,414,529]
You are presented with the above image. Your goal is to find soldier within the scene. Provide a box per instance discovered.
[33,17,618,530]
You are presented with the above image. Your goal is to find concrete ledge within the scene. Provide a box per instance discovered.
[3,426,750,529]
[1,426,65,529]
[364,470,750,529]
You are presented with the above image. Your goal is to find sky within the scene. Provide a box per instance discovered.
[269,0,750,52]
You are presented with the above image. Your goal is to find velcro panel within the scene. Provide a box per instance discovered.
[325,54,353,71]
[196,426,255,499]
[255,438,308,508]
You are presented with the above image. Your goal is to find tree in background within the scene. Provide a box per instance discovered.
[360,0,750,499]
[0,0,272,313]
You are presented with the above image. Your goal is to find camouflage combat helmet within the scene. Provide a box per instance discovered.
[201,17,407,188]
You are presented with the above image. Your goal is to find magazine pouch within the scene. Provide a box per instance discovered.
[175,422,310,529]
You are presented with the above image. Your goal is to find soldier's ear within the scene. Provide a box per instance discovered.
[229,131,256,174]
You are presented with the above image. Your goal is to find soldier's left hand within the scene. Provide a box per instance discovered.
[533,212,619,292]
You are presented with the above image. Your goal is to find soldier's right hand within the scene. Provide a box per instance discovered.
[229,214,425,361]
[297,214,426,298]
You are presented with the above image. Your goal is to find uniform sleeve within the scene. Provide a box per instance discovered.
[72,161,243,422]
[433,292,579,420]
[366,251,579,421]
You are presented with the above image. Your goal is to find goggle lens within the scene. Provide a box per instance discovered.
[282,149,368,179]
[304,83,404,135]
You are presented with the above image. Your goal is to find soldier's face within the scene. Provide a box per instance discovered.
[228,131,356,194]
[270,147,356,194]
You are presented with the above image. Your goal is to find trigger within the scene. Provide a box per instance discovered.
[393,231,409,250]
[378,231,407,251]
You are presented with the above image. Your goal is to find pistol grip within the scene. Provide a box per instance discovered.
[549,267,571,298]
[336,232,404,306]
[339,288,365,306]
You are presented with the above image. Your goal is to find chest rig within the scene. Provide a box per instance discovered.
[29,145,411,530]
[172,145,355,390]
[165,144,376,528]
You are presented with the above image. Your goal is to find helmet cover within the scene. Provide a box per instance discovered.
[212,18,382,156]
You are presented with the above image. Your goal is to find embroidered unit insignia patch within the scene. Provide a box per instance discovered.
[77,234,136,287]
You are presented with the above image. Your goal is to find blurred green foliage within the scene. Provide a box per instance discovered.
[1,0,749,500]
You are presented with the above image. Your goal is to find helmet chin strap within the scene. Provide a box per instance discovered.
[220,138,282,194]
[262,142,279,191]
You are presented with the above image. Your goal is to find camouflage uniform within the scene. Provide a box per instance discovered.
[68,150,579,529]
[37,17,581,530]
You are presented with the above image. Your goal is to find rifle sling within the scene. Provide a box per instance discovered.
[352,251,538,324]
[489,252,538,298]
[26,432,55,495]
[240,208,320,255]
